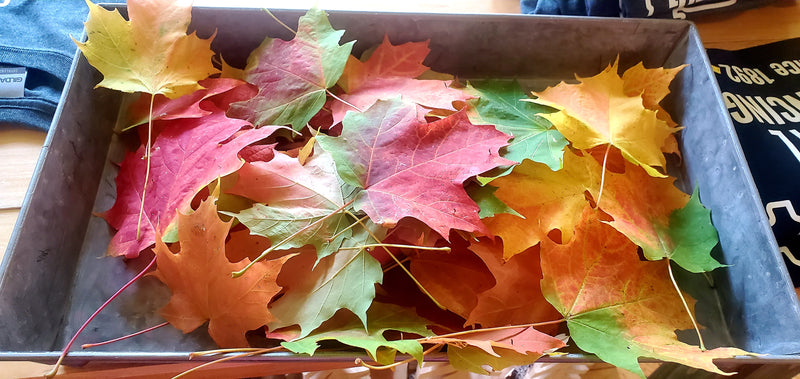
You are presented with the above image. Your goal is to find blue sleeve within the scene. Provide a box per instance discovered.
[520,0,621,16]
[0,0,120,131]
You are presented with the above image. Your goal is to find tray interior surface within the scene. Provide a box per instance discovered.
[2,8,799,364]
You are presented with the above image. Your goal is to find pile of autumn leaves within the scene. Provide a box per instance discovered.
[77,0,750,376]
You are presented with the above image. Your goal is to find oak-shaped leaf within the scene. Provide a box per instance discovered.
[282,302,432,365]
[76,0,217,98]
[465,238,561,330]
[600,161,723,273]
[425,327,565,375]
[468,79,568,171]
[540,207,749,377]
[227,8,354,130]
[318,98,513,239]
[531,63,678,177]
[331,37,471,125]
[150,189,286,348]
[99,113,280,258]
[484,150,602,259]
[268,223,385,338]
[225,149,355,259]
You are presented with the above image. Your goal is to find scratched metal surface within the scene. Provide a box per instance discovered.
[1,7,799,365]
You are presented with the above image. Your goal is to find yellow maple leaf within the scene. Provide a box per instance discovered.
[530,63,679,177]
[622,62,687,155]
[75,0,218,98]
[484,150,602,260]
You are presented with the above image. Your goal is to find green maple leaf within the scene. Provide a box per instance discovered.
[224,149,355,259]
[601,161,723,273]
[664,187,724,273]
[281,302,432,365]
[228,7,354,130]
[466,183,522,219]
[268,224,385,338]
[468,79,568,174]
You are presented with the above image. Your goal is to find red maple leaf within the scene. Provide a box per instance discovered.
[100,112,280,258]
[317,99,513,238]
[123,78,257,129]
[331,36,472,125]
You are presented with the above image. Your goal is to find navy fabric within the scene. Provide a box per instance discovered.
[521,0,772,19]
[0,0,120,131]
[520,0,620,16]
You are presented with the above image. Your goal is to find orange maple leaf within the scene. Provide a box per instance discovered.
[150,190,285,348]
[465,238,561,332]
[599,160,689,259]
[530,62,679,177]
[409,238,496,319]
[540,207,750,377]
[484,150,602,259]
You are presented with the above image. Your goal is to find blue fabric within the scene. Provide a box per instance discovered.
[0,0,119,131]
[520,0,620,16]
[521,0,771,18]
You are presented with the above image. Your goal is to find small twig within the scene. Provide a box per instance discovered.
[338,244,451,252]
[421,319,566,341]
[173,347,284,379]
[81,322,169,349]
[45,255,158,378]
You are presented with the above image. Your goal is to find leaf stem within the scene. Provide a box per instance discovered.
[327,89,363,112]
[345,211,446,310]
[595,144,611,208]
[263,8,297,35]
[189,347,270,358]
[136,93,156,239]
[173,346,285,379]
[81,321,169,349]
[420,319,566,341]
[45,255,158,378]
[327,215,369,242]
[354,343,444,370]
[382,256,410,273]
[338,243,451,252]
[667,261,706,350]
[232,199,356,277]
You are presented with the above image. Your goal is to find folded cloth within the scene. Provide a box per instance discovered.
[0,0,120,131]
[521,0,772,19]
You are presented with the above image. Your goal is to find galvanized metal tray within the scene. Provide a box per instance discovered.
[2,7,800,366]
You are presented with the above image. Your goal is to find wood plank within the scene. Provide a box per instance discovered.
[693,0,800,50]
[0,128,46,209]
